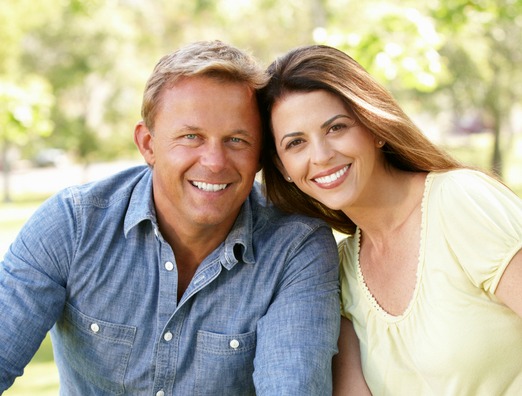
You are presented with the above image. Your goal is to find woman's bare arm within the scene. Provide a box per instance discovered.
[333,316,372,395]
[495,248,522,318]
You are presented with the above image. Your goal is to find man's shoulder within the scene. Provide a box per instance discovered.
[249,182,328,230]
[247,183,338,264]
[64,165,151,208]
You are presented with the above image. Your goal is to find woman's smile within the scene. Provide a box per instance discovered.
[312,164,351,187]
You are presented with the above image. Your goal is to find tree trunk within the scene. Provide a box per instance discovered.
[1,138,12,203]
[491,121,503,177]
[487,96,503,178]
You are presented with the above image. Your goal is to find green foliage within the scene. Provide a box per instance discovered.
[0,77,54,144]
[428,0,522,175]
[315,3,449,93]
[0,0,520,173]
[0,0,54,74]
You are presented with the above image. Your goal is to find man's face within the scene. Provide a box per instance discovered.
[137,76,262,236]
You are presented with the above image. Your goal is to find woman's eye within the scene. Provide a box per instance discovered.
[329,123,346,133]
[285,138,304,149]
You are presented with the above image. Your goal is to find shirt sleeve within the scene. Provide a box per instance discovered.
[0,191,72,390]
[253,223,341,396]
[435,170,522,294]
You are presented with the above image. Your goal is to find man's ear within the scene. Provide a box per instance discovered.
[134,121,155,166]
[274,154,292,182]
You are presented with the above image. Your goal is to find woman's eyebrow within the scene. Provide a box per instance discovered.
[321,114,352,129]
[278,114,354,146]
[279,131,304,147]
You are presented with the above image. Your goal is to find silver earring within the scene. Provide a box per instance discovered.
[287,176,292,182]
[378,140,385,147]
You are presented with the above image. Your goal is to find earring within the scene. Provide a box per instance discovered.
[378,140,385,147]
[286,176,292,182]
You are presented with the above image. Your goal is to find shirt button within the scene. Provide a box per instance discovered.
[164,331,173,342]
[156,391,165,396]
[229,339,240,349]
[164,261,174,271]
[90,323,100,333]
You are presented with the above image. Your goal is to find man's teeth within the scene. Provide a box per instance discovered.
[314,166,349,184]
[192,181,228,192]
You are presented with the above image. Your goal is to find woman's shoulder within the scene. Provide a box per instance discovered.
[430,167,482,182]
[428,168,512,200]
[430,168,500,186]
[337,231,359,265]
[426,167,522,230]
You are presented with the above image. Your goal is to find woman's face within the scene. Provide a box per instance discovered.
[270,89,384,212]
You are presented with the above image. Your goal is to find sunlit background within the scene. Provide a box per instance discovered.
[1,0,521,393]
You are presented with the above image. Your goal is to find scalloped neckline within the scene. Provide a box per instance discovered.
[354,172,434,323]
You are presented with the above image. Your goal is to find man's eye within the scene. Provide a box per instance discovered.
[185,134,197,140]
[230,137,243,143]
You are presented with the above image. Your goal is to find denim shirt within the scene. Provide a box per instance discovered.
[0,165,340,395]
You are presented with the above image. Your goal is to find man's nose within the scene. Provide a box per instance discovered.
[200,142,227,172]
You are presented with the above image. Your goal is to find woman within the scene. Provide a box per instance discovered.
[259,44,522,395]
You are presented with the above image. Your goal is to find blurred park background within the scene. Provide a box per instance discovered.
[1,0,521,393]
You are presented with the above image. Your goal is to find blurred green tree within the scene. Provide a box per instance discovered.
[432,0,522,176]
[315,0,522,177]
[2,0,520,180]
[0,78,54,202]
[20,0,151,165]
[0,0,55,202]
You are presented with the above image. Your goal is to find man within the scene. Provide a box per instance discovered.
[0,40,340,395]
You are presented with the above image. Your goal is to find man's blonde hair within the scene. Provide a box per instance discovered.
[141,40,267,130]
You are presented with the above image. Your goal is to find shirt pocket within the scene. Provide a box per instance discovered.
[58,302,136,395]
[195,329,257,396]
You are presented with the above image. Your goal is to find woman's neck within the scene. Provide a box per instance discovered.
[345,170,427,245]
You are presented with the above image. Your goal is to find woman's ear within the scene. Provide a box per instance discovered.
[274,155,293,182]
[134,121,155,166]
[374,137,385,148]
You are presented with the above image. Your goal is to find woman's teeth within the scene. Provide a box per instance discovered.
[314,165,349,184]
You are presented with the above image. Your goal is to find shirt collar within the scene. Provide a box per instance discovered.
[124,167,157,237]
[123,167,256,267]
[222,194,255,268]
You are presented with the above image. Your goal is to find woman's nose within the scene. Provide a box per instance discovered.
[310,139,334,165]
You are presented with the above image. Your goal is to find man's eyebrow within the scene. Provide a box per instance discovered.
[180,124,202,132]
[177,126,255,140]
[231,129,254,136]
